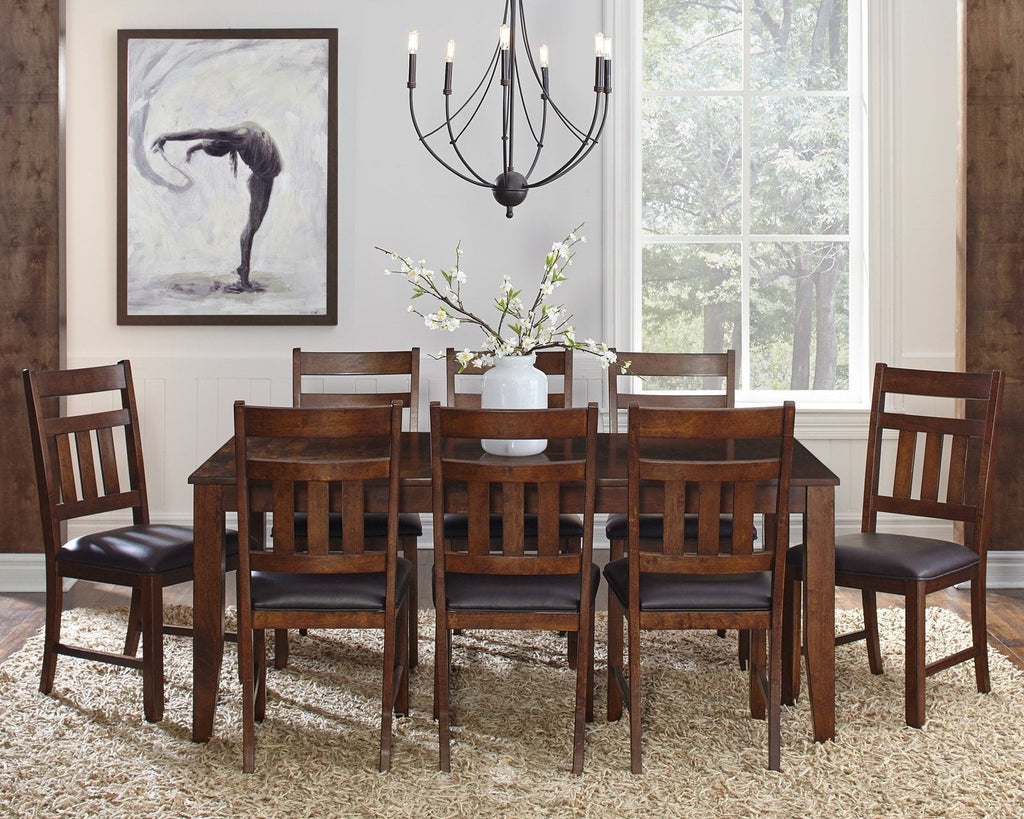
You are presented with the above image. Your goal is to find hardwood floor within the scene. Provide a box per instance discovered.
[2,552,1024,670]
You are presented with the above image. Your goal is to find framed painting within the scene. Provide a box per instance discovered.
[117,29,338,325]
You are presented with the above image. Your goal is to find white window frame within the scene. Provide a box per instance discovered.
[603,0,898,425]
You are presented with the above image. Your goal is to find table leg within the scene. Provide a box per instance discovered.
[803,485,836,742]
[192,484,227,743]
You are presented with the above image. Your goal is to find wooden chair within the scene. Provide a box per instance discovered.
[234,400,411,773]
[605,351,745,661]
[23,360,238,723]
[605,402,795,772]
[784,363,1004,728]
[430,402,599,774]
[280,347,422,669]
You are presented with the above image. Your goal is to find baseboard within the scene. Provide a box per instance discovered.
[0,554,48,593]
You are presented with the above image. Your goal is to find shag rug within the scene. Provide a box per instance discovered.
[1,607,1023,819]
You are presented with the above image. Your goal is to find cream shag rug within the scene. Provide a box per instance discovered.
[1,606,1023,818]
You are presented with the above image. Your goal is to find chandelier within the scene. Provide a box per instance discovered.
[406,0,612,218]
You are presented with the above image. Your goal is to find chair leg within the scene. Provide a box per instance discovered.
[380,610,398,773]
[40,565,63,695]
[862,589,884,675]
[748,628,767,720]
[781,572,801,705]
[140,577,165,723]
[124,587,142,657]
[402,536,419,669]
[586,602,596,723]
[627,610,643,775]
[273,628,290,670]
[436,614,452,772]
[970,573,991,694]
[397,597,411,716]
[572,617,592,774]
[768,621,783,772]
[239,617,256,773]
[606,594,624,722]
[738,629,750,670]
[904,582,927,728]
[254,629,267,723]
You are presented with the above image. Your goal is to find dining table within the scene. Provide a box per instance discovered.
[188,430,839,744]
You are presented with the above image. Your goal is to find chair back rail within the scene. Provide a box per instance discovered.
[293,348,420,430]
[608,350,735,432]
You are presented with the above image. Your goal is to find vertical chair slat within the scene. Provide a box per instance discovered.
[698,481,722,556]
[75,431,98,500]
[96,427,121,495]
[537,482,560,556]
[662,480,685,555]
[503,482,525,556]
[272,482,295,555]
[893,429,917,499]
[342,481,365,554]
[306,481,330,556]
[920,431,944,502]
[732,482,756,554]
[946,433,968,505]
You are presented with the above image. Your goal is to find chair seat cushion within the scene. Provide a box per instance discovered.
[603,557,772,611]
[58,524,238,575]
[786,532,980,582]
[251,557,412,611]
[291,512,423,539]
[442,513,585,540]
[604,513,750,541]
[441,564,601,612]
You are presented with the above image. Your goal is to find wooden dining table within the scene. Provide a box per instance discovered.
[188,430,839,744]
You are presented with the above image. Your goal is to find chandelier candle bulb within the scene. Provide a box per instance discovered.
[538,43,549,69]
[445,39,456,62]
[407,30,419,88]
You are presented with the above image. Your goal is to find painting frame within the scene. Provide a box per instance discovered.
[117,28,338,326]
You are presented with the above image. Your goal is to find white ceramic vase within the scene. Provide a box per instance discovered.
[480,353,548,456]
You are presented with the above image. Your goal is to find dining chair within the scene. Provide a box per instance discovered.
[784,363,1004,728]
[444,347,584,663]
[23,360,239,723]
[279,347,422,669]
[430,401,600,774]
[605,402,796,772]
[233,400,411,773]
[605,350,746,663]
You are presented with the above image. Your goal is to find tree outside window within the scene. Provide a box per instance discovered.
[640,0,855,394]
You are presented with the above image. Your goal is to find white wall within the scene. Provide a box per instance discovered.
[7,1,989,590]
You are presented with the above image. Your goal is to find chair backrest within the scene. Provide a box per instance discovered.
[626,402,795,578]
[445,348,573,408]
[861,363,1004,551]
[233,401,403,576]
[430,402,598,576]
[292,348,421,431]
[24,361,150,557]
[607,350,736,433]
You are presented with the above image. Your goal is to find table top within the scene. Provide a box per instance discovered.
[190,431,839,490]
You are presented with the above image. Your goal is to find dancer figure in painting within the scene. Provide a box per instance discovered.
[151,122,282,291]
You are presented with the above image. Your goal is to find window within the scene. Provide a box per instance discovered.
[617,0,865,404]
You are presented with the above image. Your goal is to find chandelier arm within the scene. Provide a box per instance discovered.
[452,56,502,144]
[444,92,492,186]
[528,95,609,189]
[523,97,548,180]
[409,90,492,188]
[542,89,603,144]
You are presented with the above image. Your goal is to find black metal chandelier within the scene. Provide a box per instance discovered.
[406,0,612,218]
